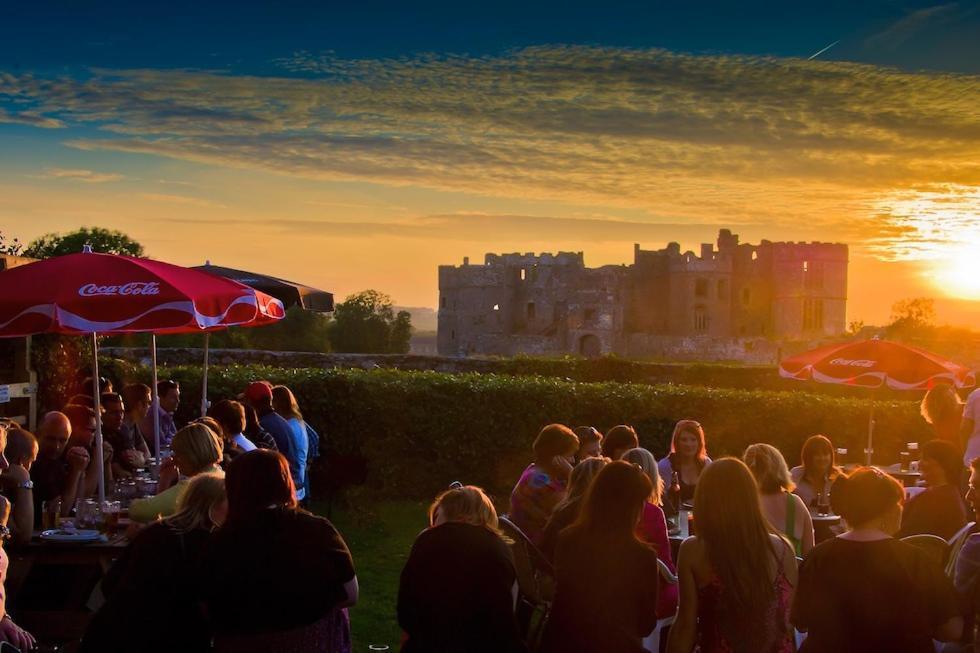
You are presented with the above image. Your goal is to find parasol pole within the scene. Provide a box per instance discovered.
[866,401,875,466]
[90,333,106,504]
[151,333,161,462]
[201,332,210,418]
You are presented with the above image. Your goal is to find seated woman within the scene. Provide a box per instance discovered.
[601,424,638,460]
[790,434,845,514]
[745,443,814,556]
[668,459,797,653]
[623,447,678,620]
[898,439,967,540]
[791,467,962,652]
[201,450,357,653]
[541,461,660,653]
[509,424,579,547]
[398,485,526,653]
[657,420,711,515]
[82,472,227,653]
[129,423,224,523]
[573,426,603,462]
[540,456,609,561]
[921,384,964,446]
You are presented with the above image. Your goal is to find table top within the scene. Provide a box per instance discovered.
[811,514,842,523]
[23,530,129,551]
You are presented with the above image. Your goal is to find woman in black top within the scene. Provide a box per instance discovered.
[81,472,227,653]
[201,450,357,653]
[792,467,962,653]
[541,461,660,653]
[398,484,526,653]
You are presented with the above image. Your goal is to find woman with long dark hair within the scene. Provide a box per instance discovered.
[792,467,962,652]
[790,434,845,513]
[657,420,711,513]
[201,450,358,653]
[668,458,797,653]
[898,439,967,539]
[540,461,660,653]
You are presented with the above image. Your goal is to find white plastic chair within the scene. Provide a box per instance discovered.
[642,559,678,652]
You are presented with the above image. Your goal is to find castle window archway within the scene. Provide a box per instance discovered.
[579,334,601,358]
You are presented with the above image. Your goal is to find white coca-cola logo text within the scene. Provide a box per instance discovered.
[829,358,876,368]
[78,282,161,297]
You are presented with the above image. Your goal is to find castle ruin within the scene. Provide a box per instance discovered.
[437,230,848,359]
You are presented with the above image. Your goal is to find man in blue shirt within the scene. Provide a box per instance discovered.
[243,382,300,495]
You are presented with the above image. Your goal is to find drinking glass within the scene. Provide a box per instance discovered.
[101,500,121,534]
[907,442,920,463]
[899,451,911,472]
[816,492,831,516]
[42,498,61,530]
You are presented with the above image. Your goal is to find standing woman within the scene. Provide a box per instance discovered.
[792,468,962,652]
[272,385,310,502]
[790,435,845,513]
[657,420,711,514]
[509,424,579,547]
[921,384,964,446]
[668,458,797,653]
[623,447,678,620]
[541,461,660,653]
[744,443,815,557]
[398,485,526,653]
[201,450,357,653]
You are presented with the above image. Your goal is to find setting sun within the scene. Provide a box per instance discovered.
[935,246,980,301]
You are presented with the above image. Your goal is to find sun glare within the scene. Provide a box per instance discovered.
[934,247,980,301]
[869,184,980,302]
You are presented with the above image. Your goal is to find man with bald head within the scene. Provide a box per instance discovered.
[30,411,90,523]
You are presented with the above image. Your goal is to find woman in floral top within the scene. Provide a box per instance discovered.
[509,424,579,547]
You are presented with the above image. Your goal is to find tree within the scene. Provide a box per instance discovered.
[328,290,414,353]
[0,231,22,255]
[889,297,936,330]
[24,227,145,258]
[246,305,332,353]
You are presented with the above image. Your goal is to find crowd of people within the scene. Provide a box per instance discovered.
[0,374,341,652]
[396,392,980,653]
[0,378,980,652]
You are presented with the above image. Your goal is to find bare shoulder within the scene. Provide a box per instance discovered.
[678,535,704,561]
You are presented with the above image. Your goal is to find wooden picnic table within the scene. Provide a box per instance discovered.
[6,531,129,646]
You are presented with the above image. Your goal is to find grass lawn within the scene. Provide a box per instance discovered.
[309,496,429,649]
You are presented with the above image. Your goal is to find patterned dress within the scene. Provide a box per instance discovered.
[696,562,794,653]
[509,463,567,547]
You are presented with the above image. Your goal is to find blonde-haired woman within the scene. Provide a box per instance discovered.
[624,447,678,620]
[130,423,224,523]
[399,484,525,653]
[668,458,797,653]
[82,472,227,653]
[921,384,963,446]
[744,443,814,557]
[541,456,609,560]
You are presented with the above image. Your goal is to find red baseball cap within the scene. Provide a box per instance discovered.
[244,381,273,403]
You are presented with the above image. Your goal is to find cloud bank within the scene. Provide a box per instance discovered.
[1,46,977,240]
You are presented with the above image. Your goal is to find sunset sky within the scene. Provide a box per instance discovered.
[1,1,979,326]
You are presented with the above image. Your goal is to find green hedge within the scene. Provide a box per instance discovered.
[102,361,929,499]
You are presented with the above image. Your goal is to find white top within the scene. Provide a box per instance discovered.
[963,388,980,465]
[232,433,257,453]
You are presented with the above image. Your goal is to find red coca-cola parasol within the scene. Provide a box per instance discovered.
[0,249,286,502]
[779,337,976,463]
[779,338,975,391]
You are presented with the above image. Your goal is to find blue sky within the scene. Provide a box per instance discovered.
[1,1,979,323]
[4,0,977,73]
